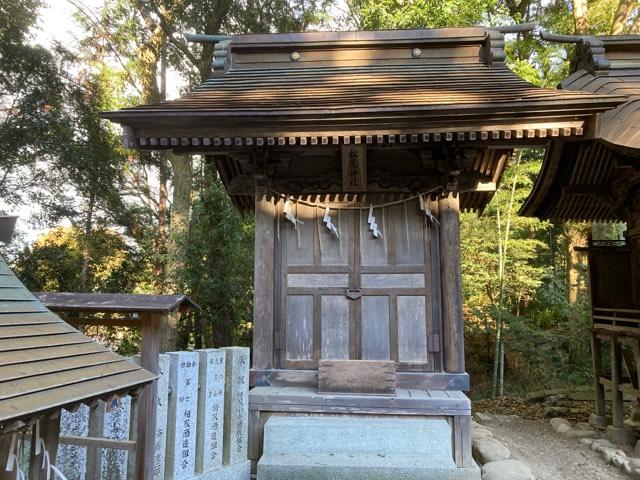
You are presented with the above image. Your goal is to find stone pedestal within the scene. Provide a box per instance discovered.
[222,347,250,466]
[166,351,200,480]
[590,413,610,429]
[606,425,636,445]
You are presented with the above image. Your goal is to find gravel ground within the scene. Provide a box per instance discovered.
[476,414,629,480]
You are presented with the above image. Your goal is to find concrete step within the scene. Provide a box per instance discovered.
[262,416,454,459]
[258,453,480,480]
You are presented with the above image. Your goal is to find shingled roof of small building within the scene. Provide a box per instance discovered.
[520,34,640,221]
[102,27,629,213]
[0,256,155,433]
[103,28,625,140]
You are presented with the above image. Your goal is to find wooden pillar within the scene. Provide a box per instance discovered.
[253,193,275,370]
[439,193,465,374]
[86,402,105,479]
[627,213,640,307]
[30,414,61,480]
[135,313,160,480]
[610,335,625,430]
[590,334,607,426]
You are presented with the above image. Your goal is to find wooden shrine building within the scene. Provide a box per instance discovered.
[103,27,625,476]
[521,33,640,444]
[0,226,155,479]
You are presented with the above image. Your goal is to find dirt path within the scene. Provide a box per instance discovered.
[477,414,628,480]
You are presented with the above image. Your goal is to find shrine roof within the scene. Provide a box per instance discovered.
[520,34,640,221]
[0,256,155,433]
[103,27,625,144]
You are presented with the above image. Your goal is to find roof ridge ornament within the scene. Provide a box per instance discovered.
[184,32,233,76]
[539,31,610,74]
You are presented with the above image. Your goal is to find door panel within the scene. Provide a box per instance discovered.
[287,274,349,288]
[318,210,349,266]
[361,296,391,360]
[387,203,426,265]
[286,295,314,361]
[285,203,315,266]
[321,296,350,359]
[359,209,388,266]
[397,296,428,363]
[361,273,425,289]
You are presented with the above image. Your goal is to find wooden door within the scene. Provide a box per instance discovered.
[276,198,441,372]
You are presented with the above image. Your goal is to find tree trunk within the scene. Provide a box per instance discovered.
[80,191,95,292]
[166,151,193,291]
[154,157,169,292]
[573,0,589,34]
[611,0,635,34]
[566,223,588,304]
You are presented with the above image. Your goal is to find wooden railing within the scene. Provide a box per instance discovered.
[592,307,640,335]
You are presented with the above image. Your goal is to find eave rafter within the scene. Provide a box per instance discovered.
[129,126,586,152]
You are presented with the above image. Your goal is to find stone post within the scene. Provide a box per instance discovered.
[166,351,200,480]
[222,347,250,465]
[195,349,226,473]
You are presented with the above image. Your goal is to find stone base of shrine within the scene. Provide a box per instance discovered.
[248,386,477,478]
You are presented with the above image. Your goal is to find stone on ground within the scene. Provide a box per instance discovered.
[471,437,511,464]
[564,429,599,439]
[481,459,535,480]
[475,412,495,425]
[544,406,569,418]
[471,427,493,440]
[591,438,615,451]
[549,417,570,430]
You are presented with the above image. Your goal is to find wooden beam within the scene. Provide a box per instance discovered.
[439,193,465,374]
[135,313,160,480]
[59,435,136,451]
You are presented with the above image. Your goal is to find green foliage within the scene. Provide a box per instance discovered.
[350,0,502,29]
[14,226,142,293]
[175,173,255,348]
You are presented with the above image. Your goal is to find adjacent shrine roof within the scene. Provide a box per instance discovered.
[0,256,155,432]
[103,28,625,145]
[520,34,640,221]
